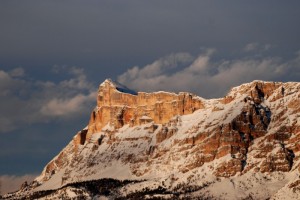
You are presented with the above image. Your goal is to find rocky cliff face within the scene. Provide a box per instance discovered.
[84,79,204,144]
[4,80,300,200]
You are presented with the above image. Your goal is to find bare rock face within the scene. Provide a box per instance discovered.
[84,79,204,143]
[7,80,300,200]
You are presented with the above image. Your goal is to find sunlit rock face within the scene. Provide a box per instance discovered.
[5,80,300,200]
[85,79,205,141]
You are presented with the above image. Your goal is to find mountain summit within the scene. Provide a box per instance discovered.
[3,80,300,199]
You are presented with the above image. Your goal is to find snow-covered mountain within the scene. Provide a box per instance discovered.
[3,79,300,200]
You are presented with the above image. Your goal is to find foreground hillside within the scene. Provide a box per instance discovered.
[3,79,300,200]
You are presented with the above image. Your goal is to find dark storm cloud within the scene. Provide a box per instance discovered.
[1,0,300,70]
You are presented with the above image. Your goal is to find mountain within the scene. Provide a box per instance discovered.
[3,79,300,200]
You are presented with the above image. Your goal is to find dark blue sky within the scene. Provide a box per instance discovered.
[0,0,300,186]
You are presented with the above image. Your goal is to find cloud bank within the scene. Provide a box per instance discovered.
[118,49,300,98]
[0,174,37,195]
[0,66,97,133]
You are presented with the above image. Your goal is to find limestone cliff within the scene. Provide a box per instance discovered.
[4,80,300,200]
[76,79,204,146]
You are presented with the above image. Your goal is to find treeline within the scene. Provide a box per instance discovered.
[2,178,139,200]
[3,178,215,200]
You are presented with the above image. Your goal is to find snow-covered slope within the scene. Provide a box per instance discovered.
[3,80,300,200]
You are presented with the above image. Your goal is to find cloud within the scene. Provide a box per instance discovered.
[118,53,194,83]
[244,43,259,52]
[0,67,97,133]
[54,66,94,91]
[40,92,97,117]
[0,70,28,97]
[118,50,300,98]
[8,68,25,78]
[243,42,273,52]
[0,174,37,195]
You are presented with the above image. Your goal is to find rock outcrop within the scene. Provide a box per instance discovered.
[4,80,300,200]
[82,79,204,145]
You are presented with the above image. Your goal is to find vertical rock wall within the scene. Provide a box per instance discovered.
[84,79,205,142]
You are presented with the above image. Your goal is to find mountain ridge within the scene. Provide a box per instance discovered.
[3,80,300,200]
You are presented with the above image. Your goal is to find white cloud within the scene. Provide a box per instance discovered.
[118,51,300,98]
[0,67,97,133]
[59,67,94,91]
[118,53,194,84]
[40,92,97,117]
[0,174,37,195]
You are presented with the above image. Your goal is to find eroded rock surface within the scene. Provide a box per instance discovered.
[5,80,300,200]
